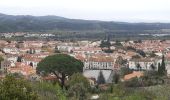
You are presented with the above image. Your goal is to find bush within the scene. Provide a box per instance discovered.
[68,73,90,88]
[67,73,90,99]
[32,81,67,100]
[124,77,143,87]
[0,75,38,100]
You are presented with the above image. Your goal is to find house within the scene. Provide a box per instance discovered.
[124,71,143,81]
[56,45,73,53]
[19,48,30,53]
[21,56,42,69]
[7,62,36,77]
[1,60,14,72]
[29,48,42,54]
[128,58,161,71]
[6,54,18,63]
[3,47,19,54]
[73,47,102,54]
[83,54,114,70]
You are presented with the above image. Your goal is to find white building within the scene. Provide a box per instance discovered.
[3,47,19,54]
[21,57,42,69]
[83,55,114,70]
[57,45,73,53]
[128,58,161,70]
[73,47,102,54]
[6,54,18,63]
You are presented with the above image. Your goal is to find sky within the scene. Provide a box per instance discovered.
[0,0,170,22]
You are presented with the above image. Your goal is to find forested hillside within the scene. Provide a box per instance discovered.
[1,13,170,32]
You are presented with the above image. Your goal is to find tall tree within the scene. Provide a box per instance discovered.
[113,73,120,84]
[36,54,83,89]
[158,63,161,75]
[158,55,166,76]
[0,56,4,68]
[161,55,166,75]
[97,70,105,85]
[136,63,141,71]
[150,64,156,71]
[17,56,22,62]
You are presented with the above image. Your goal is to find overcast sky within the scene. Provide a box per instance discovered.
[0,0,170,22]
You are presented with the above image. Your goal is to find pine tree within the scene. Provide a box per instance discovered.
[97,70,105,85]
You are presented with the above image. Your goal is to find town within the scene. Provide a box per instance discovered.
[0,32,170,99]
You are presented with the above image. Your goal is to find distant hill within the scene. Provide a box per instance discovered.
[1,13,170,32]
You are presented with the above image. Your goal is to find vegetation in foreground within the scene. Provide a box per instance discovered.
[1,74,170,100]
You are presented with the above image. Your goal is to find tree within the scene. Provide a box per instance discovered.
[150,64,156,71]
[0,75,38,100]
[68,83,87,100]
[32,81,67,100]
[97,70,105,85]
[67,73,90,99]
[68,73,90,88]
[120,67,133,77]
[136,50,146,57]
[115,56,124,65]
[36,54,83,89]
[100,34,111,49]
[17,56,22,62]
[114,40,122,47]
[126,46,136,51]
[113,73,120,84]
[161,55,166,75]
[136,63,141,71]
[0,56,4,68]
[132,55,141,59]
[30,62,33,67]
[158,55,166,76]
[0,56,4,62]
[158,63,161,75]
[150,51,157,57]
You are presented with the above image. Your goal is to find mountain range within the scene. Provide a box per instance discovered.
[0,13,170,32]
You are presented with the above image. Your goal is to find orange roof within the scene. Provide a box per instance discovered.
[8,62,36,76]
[75,54,86,61]
[23,56,42,62]
[42,75,58,80]
[88,56,113,62]
[124,71,143,81]
[73,47,101,51]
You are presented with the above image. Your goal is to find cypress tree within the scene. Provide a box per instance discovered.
[97,70,105,85]
[161,55,166,75]
[136,63,141,71]
[113,73,120,84]
[158,55,166,76]
[158,63,161,75]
